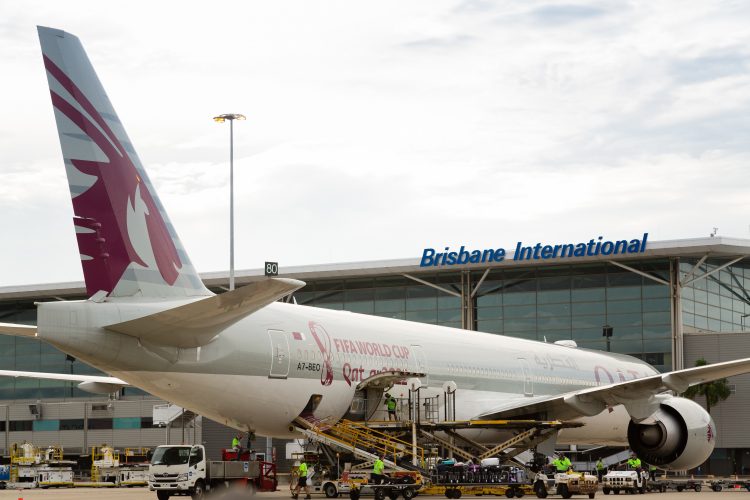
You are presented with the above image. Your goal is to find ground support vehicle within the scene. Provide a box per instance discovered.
[708,478,750,492]
[347,472,422,500]
[529,472,597,499]
[602,471,648,495]
[650,478,704,492]
[148,444,260,499]
[421,482,536,499]
[6,443,75,489]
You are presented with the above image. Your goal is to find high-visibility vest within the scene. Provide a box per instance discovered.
[596,461,605,471]
[387,398,397,411]
[232,437,239,448]
[299,462,308,477]
[373,459,384,475]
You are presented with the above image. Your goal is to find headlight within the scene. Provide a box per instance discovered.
[177,473,188,481]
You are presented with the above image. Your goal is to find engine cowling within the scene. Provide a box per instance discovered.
[627,397,715,470]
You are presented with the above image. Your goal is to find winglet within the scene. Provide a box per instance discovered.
[104,278,305,348]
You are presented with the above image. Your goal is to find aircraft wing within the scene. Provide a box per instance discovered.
[478,357,750,421]
[0,369,127,385]
[104,277,305,348]
[0,322,37,337]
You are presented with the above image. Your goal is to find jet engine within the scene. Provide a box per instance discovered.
[627,397,715,470]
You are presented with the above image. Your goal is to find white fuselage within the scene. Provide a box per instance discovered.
[37,299,657,444]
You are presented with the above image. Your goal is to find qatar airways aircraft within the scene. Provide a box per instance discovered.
[1,26,750,471]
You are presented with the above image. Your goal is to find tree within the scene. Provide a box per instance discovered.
[682,358,732,414]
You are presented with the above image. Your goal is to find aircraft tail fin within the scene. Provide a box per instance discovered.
[38,26,211,299]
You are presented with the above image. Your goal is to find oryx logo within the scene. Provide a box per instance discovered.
[309,321,334,386]
[43,55,182,295]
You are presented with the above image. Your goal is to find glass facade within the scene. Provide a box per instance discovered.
[681,258,750,333]
[474,262,672,371]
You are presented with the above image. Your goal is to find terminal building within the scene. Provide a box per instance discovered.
[1,235,749,474]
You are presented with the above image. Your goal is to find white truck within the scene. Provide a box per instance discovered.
[148,444,259,500]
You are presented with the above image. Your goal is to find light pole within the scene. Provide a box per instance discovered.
[213,113,246,291]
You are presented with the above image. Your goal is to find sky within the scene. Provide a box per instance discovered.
[1,1,750,287]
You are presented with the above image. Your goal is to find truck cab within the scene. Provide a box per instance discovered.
[149,445,206,499]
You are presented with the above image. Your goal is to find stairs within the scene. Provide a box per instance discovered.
[294,416,424,471]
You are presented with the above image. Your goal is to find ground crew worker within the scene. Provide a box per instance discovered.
[231,433,243,460]
[385,394,398,421]
[627,453,642,474]
[372,454,385,484]
[596,459,606,481]
[649,464,657,481]
[292,460,311,499]
[553,454,572,473]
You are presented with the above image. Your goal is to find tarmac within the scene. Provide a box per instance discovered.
[0,487,748,500]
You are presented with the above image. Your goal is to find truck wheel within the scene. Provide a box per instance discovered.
[676,486,684,492]
[613,489,620,495]
[157,492,171,500]
[560,484,573,499]
[403,488,417,500]
[694,486,701,492]
[325,483,339,498]
[350,490,361,500]
[191,480,206,500]
[712,485,722,492]
[534,481,548,498]
[375,488,387,500]
[506,488,515,498]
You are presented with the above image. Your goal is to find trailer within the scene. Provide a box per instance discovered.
[707,478,750,492]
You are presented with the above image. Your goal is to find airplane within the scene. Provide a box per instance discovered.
[1,26,749,472]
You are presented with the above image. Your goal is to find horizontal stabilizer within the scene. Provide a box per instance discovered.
[104,278,305,348]
[0,322,37,338]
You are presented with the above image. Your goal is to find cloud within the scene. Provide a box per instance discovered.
[528,4,608,25]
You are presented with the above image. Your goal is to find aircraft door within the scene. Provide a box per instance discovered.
[410,345,429,385]
[268,329,290,379]
[518,357,533,396]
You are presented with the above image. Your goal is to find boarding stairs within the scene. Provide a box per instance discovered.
[294,416,424,472]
